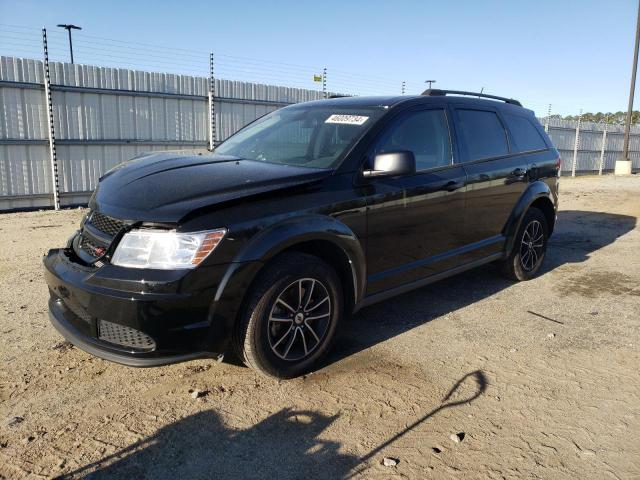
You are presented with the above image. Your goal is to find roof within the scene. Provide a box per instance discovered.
[291,95,407,108]
[291,93,530,112]
[422,88,521,106]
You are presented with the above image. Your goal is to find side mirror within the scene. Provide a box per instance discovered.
[362,151,416,178]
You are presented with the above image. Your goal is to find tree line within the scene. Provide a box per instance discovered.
[557,111,640,124]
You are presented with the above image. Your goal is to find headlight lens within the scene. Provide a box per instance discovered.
[111,228,226,269]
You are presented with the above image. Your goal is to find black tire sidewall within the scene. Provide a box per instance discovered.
[511,208,548,281]
[243,254,342,378]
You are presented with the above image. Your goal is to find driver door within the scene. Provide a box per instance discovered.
[363,106,468,295]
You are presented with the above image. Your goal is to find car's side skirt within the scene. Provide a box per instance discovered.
[356,252,503,311]
[365,234,504,295]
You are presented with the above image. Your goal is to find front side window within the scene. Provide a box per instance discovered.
[456,109,509,161]
[214,106,385,169]
[375,109,452,170]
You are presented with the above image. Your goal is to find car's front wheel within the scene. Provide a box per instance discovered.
[233,252,342,378]
[500,207,549,281]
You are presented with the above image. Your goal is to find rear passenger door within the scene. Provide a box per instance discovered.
[452,106,529,260]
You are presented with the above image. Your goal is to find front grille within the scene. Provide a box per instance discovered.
[88,212,125,237]
[76,210,127,260]
[98,320,156,351]
[79,235,105,258]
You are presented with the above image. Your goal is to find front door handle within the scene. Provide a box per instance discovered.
[444,180,464,192]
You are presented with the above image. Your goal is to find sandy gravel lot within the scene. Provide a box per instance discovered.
[1,176,639,479]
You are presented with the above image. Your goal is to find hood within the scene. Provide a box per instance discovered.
[91,152,332,222]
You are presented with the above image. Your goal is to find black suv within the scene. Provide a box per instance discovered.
[44,89,559,378]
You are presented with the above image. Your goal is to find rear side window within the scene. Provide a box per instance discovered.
[375,109,452,171]
[503,113,547,152]
[455,109,508,161]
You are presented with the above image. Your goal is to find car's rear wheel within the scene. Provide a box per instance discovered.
[500,207,548,281]
[233,252,342,379]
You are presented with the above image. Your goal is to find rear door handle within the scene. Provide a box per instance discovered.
[510,168,527,178]
[444,180,464,192]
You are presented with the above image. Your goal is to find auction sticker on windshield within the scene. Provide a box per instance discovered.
[325,114,369,125]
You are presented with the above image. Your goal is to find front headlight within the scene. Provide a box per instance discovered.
[111,228,226,269]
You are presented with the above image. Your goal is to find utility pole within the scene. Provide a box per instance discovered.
[57,24,81,64]
[616,0,640,175]
[425,79,436,90]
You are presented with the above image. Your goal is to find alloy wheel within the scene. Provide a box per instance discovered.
[267,278,332,362]
[519,219,544,272]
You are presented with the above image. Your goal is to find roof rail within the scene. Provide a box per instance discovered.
[421,89,522,107]
[328,94,352,99]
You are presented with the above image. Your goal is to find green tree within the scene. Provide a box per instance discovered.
[562,111,640,124]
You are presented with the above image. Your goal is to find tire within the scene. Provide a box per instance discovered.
[500,207,549,281]
[233,252,343,379]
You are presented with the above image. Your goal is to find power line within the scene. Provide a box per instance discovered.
[0,24,435,97]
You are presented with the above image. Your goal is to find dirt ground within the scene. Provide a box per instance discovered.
[0,176,639,479]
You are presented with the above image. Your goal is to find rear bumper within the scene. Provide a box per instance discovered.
[43,248,262,367]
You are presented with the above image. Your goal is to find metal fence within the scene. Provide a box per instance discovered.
[0,55,328,210]
[1,52,640,211]
[544,115,640,176]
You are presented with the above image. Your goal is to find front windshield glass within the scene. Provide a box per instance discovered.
[214,105,385,169]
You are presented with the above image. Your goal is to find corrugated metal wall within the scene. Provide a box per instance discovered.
[546,116,640,174]
[0,56,326,210]
[1,55,639,211]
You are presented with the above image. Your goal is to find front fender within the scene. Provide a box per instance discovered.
[233,214,366,305]
[503,181,556,257]
[203,215,366,356]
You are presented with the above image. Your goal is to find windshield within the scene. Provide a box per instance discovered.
[214,105,385,169]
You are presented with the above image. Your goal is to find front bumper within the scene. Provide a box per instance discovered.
[43,248,253,367]
[48,299,206,367]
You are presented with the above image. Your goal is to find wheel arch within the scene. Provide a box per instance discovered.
[530,196,556,235]
[228,214,365,317]
[216,215,366,340]
[503,181,556,257]
[280,239,358,315]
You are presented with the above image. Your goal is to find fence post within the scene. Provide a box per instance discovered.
[545,104,551,133]
[322,67,327,99]
[42,28,60,210]
[571,109,582,177]
[598,118,608,175]
[208,52,216,151]
[401,81,406,95]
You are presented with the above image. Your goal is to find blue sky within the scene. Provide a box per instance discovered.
[0,0,638,116]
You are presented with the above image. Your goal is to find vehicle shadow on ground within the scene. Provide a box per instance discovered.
[544,210,636,268]
[59,371,487,480]
[64,408,353,480]
[323,209,636,366]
